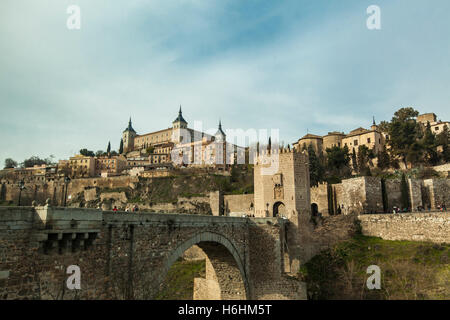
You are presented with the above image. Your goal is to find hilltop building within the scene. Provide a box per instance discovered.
[293,134,323,154]
[341,118,384,154]
[417,113,450,135]
[122,107,242,168]
[294,118,385,155]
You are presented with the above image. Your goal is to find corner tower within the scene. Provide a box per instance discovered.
[171,106,189,145]
[122,117,137,153]
[214,120,227,167]
[172,106,188,129]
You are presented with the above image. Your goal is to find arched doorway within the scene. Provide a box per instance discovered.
[311,203,319,216]
[273,201,286,217]
[158,232,249,300]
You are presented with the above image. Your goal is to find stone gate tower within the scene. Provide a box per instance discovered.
[254,148,312,272]
[254,148,311,219]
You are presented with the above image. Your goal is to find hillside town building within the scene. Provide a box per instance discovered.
[294,118,385,155]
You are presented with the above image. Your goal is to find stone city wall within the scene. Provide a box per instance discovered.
[310,177,449,216]
[433,164,450,177]
[310,183,329,216]
[0,175,140,207]
[358,212,450,243]
[224,194,254,215]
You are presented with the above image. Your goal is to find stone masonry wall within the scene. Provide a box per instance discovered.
[385,179,402,211]
[422,179,450,209]
[224,194,254,215]
[0,175,140,207]
[310,183,329,216]
[363,177,384,214]
[358,212,450,243]
[334,177,367,215]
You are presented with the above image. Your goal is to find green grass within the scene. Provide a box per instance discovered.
[299,235,450,300]
[0,200,15,206]
[179,193,206,198]
[155,259,206,300]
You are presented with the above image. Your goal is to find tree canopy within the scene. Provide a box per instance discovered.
[4,158,18,169]
[79,149,95,157]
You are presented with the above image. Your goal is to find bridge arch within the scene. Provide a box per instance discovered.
[160,231,249,300]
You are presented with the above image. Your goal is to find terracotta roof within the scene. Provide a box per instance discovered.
[299,134,323,140]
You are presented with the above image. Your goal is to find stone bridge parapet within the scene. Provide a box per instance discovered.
[0,206,306,300]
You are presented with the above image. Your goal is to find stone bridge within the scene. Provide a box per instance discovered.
[0,205,306,300]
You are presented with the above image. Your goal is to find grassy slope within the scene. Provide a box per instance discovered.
[299,235,450,300]
[155,259,206,300]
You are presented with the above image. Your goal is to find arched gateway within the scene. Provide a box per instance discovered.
[273,201,286,217]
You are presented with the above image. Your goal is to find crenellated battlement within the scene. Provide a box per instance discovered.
[254,148,309,166]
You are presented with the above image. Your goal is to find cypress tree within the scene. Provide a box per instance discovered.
[400,173,410,211]
[119,139,124,154]
[381,178,388,212]
[352,148,358,173]
[377,146,390,170]
[307,144,323,187]
[327,184,334,215]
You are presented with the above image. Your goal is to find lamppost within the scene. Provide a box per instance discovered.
[63,176,71,207]
[18,179,25,206]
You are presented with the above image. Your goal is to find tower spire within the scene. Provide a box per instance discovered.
[215,118,226,138]
[124,116,136,133]
[372,116,376,126]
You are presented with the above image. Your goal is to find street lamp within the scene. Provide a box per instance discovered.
[18,180,25,206]
[64,176,71,207]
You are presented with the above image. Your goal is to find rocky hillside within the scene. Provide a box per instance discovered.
[67,166,254,213]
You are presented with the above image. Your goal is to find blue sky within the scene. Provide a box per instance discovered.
[1,0,449,166]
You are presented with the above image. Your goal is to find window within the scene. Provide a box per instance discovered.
[354,140,358,146]
[435,127,439,131]
[367,138,371,143]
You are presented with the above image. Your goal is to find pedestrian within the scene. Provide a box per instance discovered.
[113,206,118,212]
[134,205,139,212]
